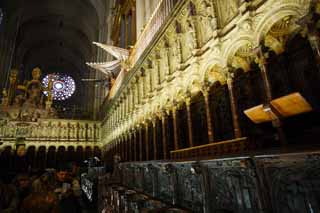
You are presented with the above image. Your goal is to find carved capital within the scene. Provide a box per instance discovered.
[231,55,251,72]
[264,34,285,55]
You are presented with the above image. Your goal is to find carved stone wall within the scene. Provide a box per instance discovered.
[101,0,318,160]
[0,118,101,149]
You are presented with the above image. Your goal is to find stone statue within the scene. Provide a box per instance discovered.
[81,125,86,139]
[88,126,93,139]
[31,67,41,81]
[1,88,8,106]
[62,125,68,139]
[8,69,18,105]
[70,124,76,139]
[215,0,238,27]
[94,125,100,140]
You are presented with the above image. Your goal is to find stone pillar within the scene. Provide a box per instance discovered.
[203,90,214,143]
[133,130,137,161]
[127,133,131,161]
[145,122,149,161]
[152,120,158,160]
[122,136,125,161]
[226,75,242,138]
[139,127,143,161]
[186,98,194,147]
[161,113,168,159]
[124,136,127,162]
[172,107,179,150]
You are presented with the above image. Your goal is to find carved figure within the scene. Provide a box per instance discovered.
[215,0,238,27]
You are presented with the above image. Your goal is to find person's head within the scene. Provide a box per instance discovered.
[16,174,30,189]
[56,169,68,182]
[21,192,57,213]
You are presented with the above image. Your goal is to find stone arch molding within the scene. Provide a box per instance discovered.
[254,0,311,44]
[186,74,202,96]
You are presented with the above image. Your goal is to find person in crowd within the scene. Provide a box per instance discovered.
[70,162,80,178]
[14,174,31,211]
[0,173,18,213]
[32,170,55,194]
[20,191,58,213]
[52,166,82,213]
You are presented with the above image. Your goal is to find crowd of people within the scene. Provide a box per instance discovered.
[0,163,86,213]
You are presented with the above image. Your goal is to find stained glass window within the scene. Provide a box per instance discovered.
[42,74,76,101]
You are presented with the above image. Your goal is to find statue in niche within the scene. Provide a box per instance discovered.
[6,123,15,138]
[81,125,86,139]
[197,0,216,43]
[168,37,181,70]
[9,94,24,121]
[186,19,197,49]
[30,125,37,138]
[94,125,100,140]
[50,123,56,139]
[88,126,93,139]
[8,69,18,105]
[215,0,239,28]
[41,124,48,139]
[56,123,61,138]
[181,18,197,60]
[70,124,76,139]
[1,89,8,107]
[62,125,68,139]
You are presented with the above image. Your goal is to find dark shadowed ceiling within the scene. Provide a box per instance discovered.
[2,0,106,116]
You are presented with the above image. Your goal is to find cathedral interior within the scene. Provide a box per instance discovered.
[1,0,320,212]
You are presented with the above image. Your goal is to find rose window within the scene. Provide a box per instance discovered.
[42,74,76,100]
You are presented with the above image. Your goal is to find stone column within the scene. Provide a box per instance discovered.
[145,122,149,161]
[124,136,127,162]
[133,130,137,161]
[152,120,158,160]
[161,112,168,159]
[121,137,125,160]
[226,74,242,138]
[186,98,194,147]
[128,133,131,161]
[139,127,143,161]
[172,107,179,150]
[203,90,214,143]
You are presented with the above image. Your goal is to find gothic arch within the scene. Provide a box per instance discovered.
[202,64,226,86]
[254,0,310,44]
[223,37,254,66]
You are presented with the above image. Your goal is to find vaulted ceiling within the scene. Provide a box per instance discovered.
[2,0,107,113]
